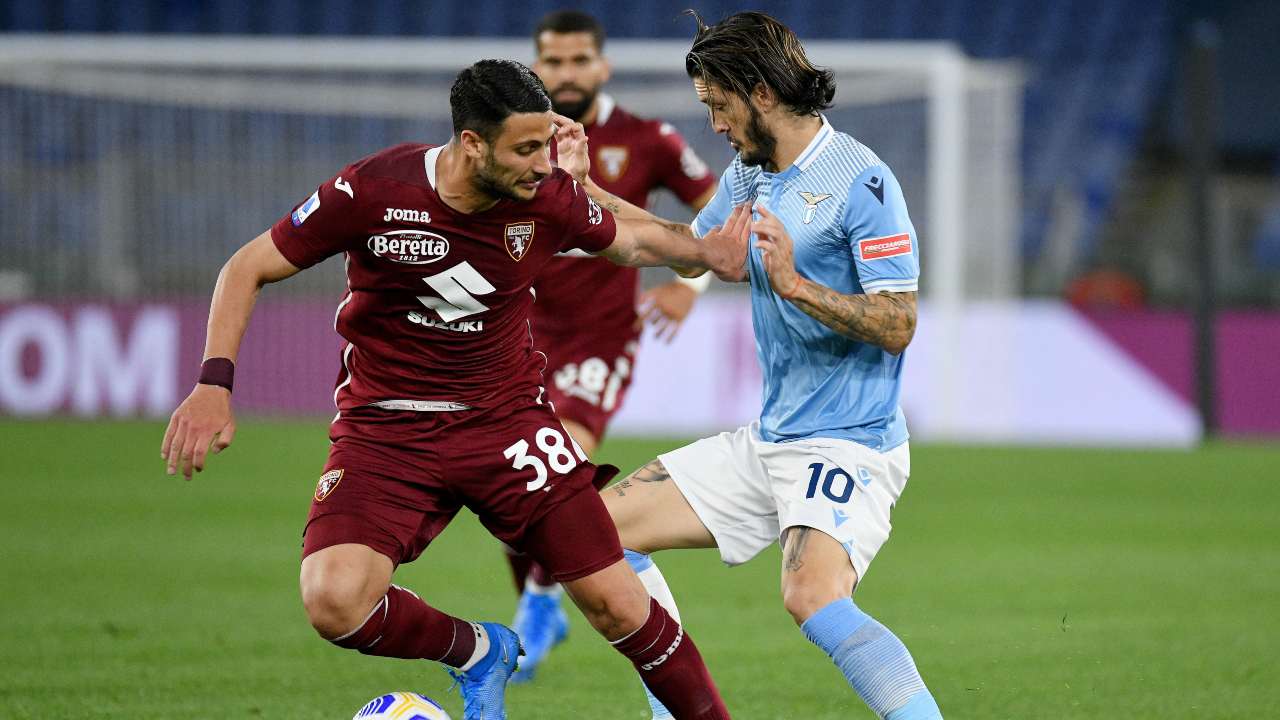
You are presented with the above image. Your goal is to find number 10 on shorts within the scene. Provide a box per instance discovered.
[805,462,870,504]
[504,427,589,491]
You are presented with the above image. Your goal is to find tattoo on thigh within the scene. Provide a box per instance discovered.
[631,459,670,483]
[783,527,811,572]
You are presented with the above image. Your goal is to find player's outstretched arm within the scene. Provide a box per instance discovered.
[753,206,917,354]
[161,231,301,480]
[553,112,680,226]
[636,185,720,341]
[599,204,750,282]
[555,112,728,280]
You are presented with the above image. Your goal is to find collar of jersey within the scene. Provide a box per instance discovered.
[761,114,833,181]
[593,93,616,127]
[423,145,443,189]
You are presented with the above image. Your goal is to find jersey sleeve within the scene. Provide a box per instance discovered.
[843,166,920,294]
[270,167,366,269]
[689,167,734,239]
[652,122,717,207]
[559,176,618,253]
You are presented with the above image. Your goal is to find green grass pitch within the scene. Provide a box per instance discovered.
[1,419,1277,719]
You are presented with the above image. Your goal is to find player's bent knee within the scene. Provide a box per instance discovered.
[564,564,651,641]
[298,546,391,639]
[580,586,649,639]
[781,575,853,626]
[301,580,378,638]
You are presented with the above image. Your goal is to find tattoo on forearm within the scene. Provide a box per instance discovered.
[783,527,811,572]
[611,479,634,497]
[600,194,623,215]
[593,187,691,238]
[657,220,693,239]
[790,286,917,354]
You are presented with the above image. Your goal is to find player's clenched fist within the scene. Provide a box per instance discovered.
[161,384,236,480]
[751,205,803,299]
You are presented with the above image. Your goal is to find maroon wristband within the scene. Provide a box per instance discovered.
[198,357,235,392]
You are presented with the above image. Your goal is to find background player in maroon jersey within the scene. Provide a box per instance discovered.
[531,10,718,459]
[502,11,721,687]
[159,59,747,720]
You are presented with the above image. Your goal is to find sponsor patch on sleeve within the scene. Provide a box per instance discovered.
[858,233,912,261]
[291,190,321,227]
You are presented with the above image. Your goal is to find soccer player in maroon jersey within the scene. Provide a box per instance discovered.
[159,59,747,720]
[532,10,718,454]
[503,10,721,685]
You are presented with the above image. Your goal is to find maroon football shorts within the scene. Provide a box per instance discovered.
[301,398,623,582]
[542,325,640,443]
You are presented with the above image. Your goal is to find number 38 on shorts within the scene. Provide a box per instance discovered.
[503,426,589,491]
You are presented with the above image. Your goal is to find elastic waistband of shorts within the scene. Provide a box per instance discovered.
[369,399,472,412]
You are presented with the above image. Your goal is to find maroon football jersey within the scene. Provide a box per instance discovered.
[532,95,716,334]
[270,143,617,413]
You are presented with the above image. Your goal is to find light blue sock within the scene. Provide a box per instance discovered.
[801,598,942,720]
[624,549,674,719]
[624,548,655,573]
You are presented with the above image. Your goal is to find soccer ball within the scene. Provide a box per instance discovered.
[352,692,452,720]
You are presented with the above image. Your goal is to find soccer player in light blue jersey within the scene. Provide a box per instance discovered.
[554,11,943,720]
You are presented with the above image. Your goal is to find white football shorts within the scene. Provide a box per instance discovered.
[658,421,910,581]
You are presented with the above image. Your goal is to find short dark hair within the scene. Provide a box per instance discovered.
[534,10,605,52]
[450,59,552,143]
[684,11,835,116]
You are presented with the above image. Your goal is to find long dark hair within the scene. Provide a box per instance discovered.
[684,11,835,116]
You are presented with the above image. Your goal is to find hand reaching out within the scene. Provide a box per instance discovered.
[752,205,803,298]
[637,281,698,342]
[702,203,752,283]
[552,112,590,184]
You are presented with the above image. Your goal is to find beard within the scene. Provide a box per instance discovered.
[474,150,544,202]
[736,104,778,170]
[549,84,599,122]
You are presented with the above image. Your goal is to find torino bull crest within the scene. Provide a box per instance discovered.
[504,222,535,261]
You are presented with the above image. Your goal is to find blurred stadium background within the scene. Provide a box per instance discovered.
[2,2,1278,719]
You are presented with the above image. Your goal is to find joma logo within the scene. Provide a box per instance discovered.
[383,207,431,223]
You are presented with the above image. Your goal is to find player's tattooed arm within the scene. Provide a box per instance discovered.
[553,113,745,278]
[790,286,917,355]
[603,204,750,282]
[594,183,680,227]
[553,111,670,226]
[753,205,916,354]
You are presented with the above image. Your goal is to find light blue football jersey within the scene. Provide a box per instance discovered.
[692,117,919,451]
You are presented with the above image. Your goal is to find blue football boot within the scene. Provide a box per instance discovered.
[446,622,523,720]
[509,590,569,684]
